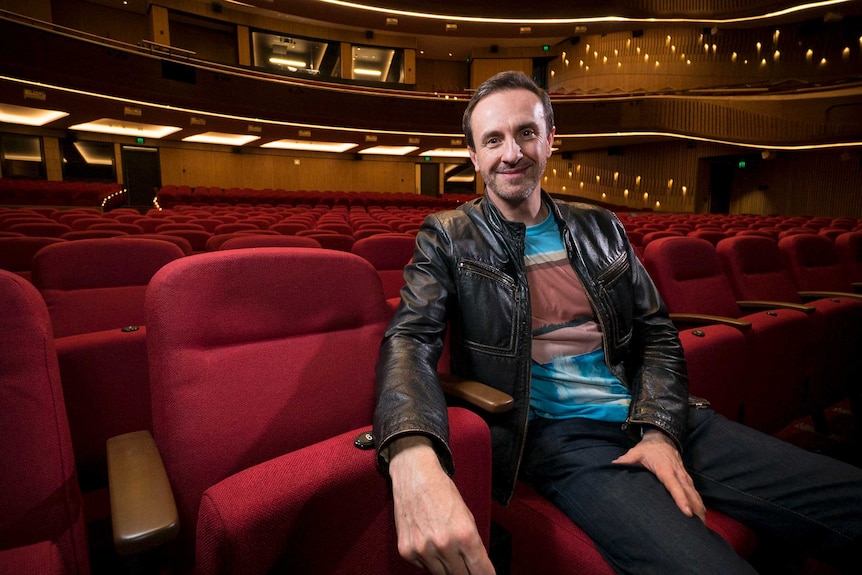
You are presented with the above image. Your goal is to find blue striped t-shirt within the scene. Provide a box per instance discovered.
[525,211,631,422]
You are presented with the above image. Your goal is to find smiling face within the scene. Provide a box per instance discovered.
[467,88,555,216]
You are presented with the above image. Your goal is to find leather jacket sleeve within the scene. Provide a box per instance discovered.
[373,215,457,476]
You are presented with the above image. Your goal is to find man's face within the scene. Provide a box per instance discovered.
[468,88,555,204]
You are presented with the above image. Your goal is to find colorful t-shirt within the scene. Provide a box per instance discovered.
[525,211,631,422]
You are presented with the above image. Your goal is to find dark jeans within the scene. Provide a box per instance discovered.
[521,407,862,575]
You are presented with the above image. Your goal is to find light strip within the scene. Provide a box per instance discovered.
[269,57,307,67]
[69,118,182,138]
[420,148,471,157]
[359,145,420,155]
[182,132,261,145]
[5,76,859,152]
[0,76,461,139]
[73,142,113,165]
[261,139,359,152]
[556,131,862,152]
[354,68,382,77]
[0,103,68,126]
[313,0,853,25]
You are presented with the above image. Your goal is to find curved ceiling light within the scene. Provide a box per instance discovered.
[312,0,854,25]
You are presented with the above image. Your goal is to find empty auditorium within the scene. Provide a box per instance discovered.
[1,1,861,575]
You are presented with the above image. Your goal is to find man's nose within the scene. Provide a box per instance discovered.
[501,138,523,163]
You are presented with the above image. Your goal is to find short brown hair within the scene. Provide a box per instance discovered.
[462,71,554,149]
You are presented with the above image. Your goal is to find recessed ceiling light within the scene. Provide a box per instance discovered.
[0,103,68,126]
[420,148,471,158]
[69,118,181,138]
[359,146,419,156]
[261,139,359,153]
[182,132,261,146]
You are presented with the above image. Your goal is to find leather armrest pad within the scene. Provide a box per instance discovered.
[438,373,515,414]
[736,300,815,314]
[669,313,753,331]
[798,290,862,302]
[107,430,179,556]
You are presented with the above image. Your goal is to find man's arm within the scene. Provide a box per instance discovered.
[388,435,496,575]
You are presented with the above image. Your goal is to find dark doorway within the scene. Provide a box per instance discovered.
[418,162,439,197]
[703,154,757,215]
[121,146,161,209]
[709,161,733,214]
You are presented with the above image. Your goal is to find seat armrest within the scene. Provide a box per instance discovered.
[736,300,815,314]
[438,373,515,414]
[107,430,180,556]
[798,290,862,302]
[669,313,753,331]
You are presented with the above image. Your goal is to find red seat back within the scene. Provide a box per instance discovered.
[32,238,186,337]
[0,271,89,575]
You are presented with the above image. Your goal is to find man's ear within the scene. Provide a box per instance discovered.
[546,127,556,158]
[468,147,480,172]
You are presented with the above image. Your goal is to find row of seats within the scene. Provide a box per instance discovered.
[0,178,126,210]
[643,234,862,440]
[156,185,480,209]
[2,242,762,575]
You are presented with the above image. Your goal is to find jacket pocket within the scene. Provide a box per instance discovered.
[456,260,520,356]
[595,251,633,350]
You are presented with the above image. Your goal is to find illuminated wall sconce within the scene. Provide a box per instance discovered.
[732,52,738,63]
[681,186,687,197]
[667,178,673,189]
[624,189,629,198]
[806,49,814,62]
[579,181,585,189]
[552,168,557,176]
[635,175,641,186]
[613,171,619,183]
[595,175,601,184]
[643,192,649,201]
[773,50,780,62]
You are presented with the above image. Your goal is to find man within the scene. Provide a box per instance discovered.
[373,71,862,575]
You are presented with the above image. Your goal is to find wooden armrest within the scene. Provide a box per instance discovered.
[107,430,179,556]
[438,372,515,414]
[736,300,815,314]
[669,313,752,332]
[798,290,862,302]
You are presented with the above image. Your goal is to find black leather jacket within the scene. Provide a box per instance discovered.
[373,192,689,504]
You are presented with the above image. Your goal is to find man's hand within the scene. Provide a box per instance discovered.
[612,429,706,522]
[388,435,496,575]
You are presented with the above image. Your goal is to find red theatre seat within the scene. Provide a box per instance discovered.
[644,236,811,435]
[351,233,416,301]
[31,238,186,513]
[143,248,493,573]
[717,235,862,423]
[0,270,89,575]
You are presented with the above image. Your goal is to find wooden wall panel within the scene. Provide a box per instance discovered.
[158,147,418,194]
[543,142,862,218]
[470,58,533,88]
